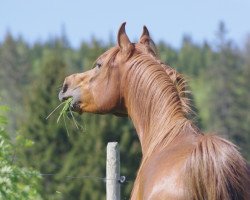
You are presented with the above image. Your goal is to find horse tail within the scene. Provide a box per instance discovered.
[185,134,249,200]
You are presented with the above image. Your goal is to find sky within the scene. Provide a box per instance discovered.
[0,0,250,48]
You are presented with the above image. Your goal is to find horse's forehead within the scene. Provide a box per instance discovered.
[97,44,146,64]
[97,47,118,62]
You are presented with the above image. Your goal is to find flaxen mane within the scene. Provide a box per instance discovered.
[137,36,192,116]
[126,52,194,153]
[162,63,192,115]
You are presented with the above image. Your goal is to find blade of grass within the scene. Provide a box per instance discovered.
[46,97,85,135]
[46,101,65,120]
[63,113,70,136]
[56,98,73,123]
[69,108,79,129]
[64,109,85,132]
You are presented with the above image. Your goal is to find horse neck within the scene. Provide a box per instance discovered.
[124,56,191,155]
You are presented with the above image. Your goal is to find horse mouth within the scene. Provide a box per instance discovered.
[70,101,82,114]
[58,91,82,114]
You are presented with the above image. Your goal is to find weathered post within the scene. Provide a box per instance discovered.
[106,142,120,200]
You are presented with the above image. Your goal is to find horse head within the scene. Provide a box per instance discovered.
[58,22,156,116]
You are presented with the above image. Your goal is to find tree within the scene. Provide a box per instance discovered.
[189,41,215,129]
[237,36,250,160]
[0,103,42,200]
[177,35,205,76]
[203,22,248,152]
[18,50,72,199]
[158,41,178,67]
[0,33,31,133]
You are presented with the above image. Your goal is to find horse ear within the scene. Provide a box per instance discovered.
[139,26,158,57]
[117,22,132,52]
[139,26,151,45]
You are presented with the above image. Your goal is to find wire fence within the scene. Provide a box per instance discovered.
[2,143,132,199]
[0,171,131,183]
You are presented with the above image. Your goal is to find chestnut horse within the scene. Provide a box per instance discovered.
[59,23,249,200]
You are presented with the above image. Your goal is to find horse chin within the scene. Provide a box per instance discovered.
[114,113,128,117]
[113,111,128,117]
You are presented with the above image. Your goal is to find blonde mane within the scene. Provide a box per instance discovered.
[125,45,198,154]
[161,63,192,115]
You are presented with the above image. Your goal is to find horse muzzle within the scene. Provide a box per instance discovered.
[58,87,83,113]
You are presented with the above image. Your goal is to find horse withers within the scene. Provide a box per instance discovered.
[59,23,250,200]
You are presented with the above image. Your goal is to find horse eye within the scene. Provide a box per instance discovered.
[96,63,102,68]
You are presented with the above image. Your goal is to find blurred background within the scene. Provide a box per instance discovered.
[0,0,250,199]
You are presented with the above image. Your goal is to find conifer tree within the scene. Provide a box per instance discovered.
[0,33,31,133]
[204,22,247,148]
[18,50,72,200]
[0,103,42,200]
[238,37,250,160]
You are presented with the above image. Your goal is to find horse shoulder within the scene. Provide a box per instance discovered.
[140,136,200,200]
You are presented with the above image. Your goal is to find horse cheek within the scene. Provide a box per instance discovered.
[93,82,119,113]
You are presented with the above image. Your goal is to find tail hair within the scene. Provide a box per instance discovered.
[185,134,249,200]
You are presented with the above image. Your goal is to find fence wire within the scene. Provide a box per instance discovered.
[0,171,131,183]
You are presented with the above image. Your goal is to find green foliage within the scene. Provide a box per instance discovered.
[18,50,73,200]
[0,33,32,134]
[203,24,248,142]
[178,36,205,75]
[0,104,42,200]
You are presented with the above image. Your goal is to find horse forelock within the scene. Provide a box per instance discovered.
[96,46,120,68]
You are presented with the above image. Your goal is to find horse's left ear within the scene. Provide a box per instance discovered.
[139,26,158,57]
[117,22,133,52]
[139,26,151,45]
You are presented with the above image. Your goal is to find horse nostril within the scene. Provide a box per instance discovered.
[62,83,68,93]
[62,96,70,101]
[58,92,69,102]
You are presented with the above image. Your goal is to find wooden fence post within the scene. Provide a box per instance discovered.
[106,142,120,200]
